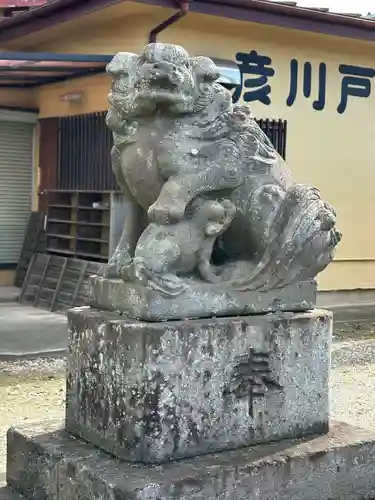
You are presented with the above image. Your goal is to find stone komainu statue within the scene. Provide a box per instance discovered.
[103,42,341,296]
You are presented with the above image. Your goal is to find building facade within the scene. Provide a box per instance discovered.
[0,0,373,292]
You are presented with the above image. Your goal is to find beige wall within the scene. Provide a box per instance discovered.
[0,270,16,286]
[0,88,36,109]
[13,1,375,291]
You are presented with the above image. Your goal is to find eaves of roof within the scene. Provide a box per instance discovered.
[1,0,375,44]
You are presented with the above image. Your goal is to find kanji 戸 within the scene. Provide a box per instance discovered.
[337,64,375,114]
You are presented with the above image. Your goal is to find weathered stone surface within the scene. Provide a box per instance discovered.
[90,275,317,321]
[99,42,341,321]
[0,487,24,500]
[7,420,375,500]
[66,307,331,463]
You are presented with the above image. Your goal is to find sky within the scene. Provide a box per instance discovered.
[272,0,375,14]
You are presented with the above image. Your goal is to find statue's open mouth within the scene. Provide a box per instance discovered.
[134,64,183,91]
[133,74,185,105]
[135,74,179,91]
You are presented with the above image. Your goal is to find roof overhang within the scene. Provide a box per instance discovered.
[213,57,241,90]
[0,51,112,88]
[1,0,375,44]
[0,0,47,7]
[0,51,241,89]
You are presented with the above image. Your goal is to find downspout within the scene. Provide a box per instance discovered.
[149,0,190,43]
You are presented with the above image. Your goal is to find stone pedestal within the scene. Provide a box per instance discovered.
[5,307,375,499]
[7,420,375,500]
[66,307,330,463]
[89,276,317,321]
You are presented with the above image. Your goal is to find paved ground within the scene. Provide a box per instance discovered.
[0,286,67,359]
[0,288,20,304]
[1,283,375,360]
[328,303,375,323]
[0,304,67,359]
[1,301,366,360]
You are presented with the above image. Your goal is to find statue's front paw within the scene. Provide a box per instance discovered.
[148,200,185,224]
[97,263,119,279]
[98,250,132,279]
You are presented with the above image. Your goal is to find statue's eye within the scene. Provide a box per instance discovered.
[202,74,214,83]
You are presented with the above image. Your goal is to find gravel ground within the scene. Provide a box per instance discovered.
[331,363,375,431]
[0,358,66,483]
[0,338,375,485]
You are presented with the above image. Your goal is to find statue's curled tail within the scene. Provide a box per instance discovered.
[232,184,342,291]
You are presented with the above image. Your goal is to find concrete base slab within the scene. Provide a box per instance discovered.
[6,420,375,500]
[0,304,67,359]
[0,287,20,304]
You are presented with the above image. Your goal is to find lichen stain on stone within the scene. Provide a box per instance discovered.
[143,324,255,461]
[66,309,331,464]
[68,315,145,455]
